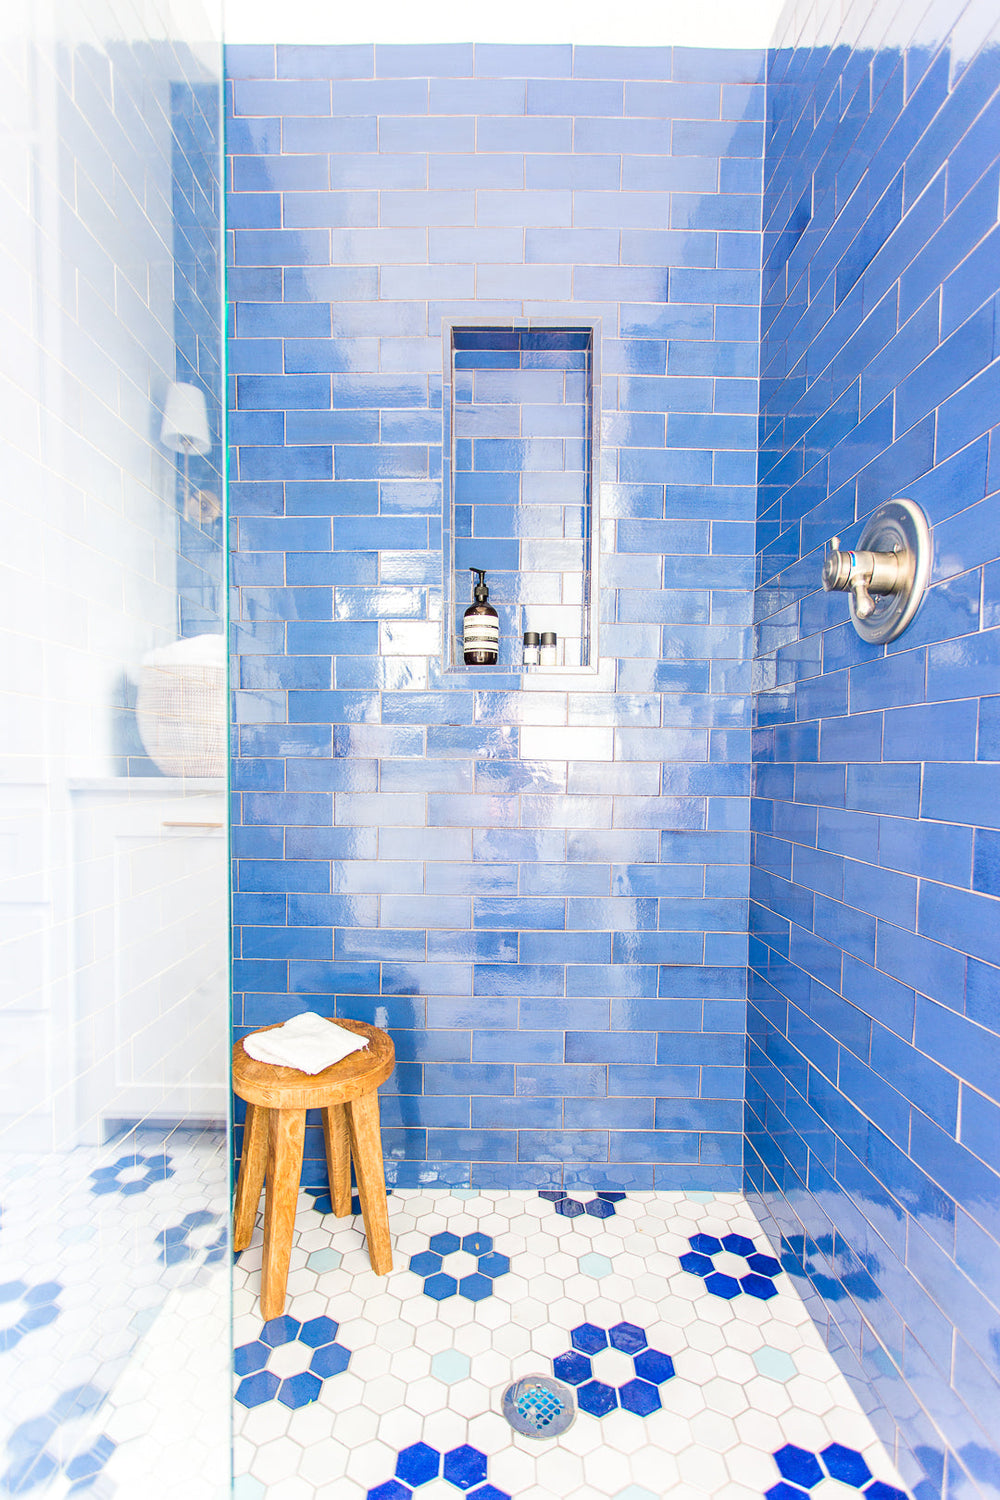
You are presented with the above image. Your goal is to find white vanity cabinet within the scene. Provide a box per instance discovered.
[70,778,228,1141]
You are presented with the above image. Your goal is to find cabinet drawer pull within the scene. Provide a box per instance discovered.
[162,820,225,829]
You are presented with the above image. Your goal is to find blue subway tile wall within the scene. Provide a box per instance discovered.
[749,4,1000,1498]
[226,42,764,1194]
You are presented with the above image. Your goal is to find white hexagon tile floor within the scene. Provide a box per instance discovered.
[1,1125,230,1498]
[233,1187,912,1500]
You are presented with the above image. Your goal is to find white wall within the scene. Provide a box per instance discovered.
[224,0,787,48]
[0,1,230,1488]
[0,0,222,1150]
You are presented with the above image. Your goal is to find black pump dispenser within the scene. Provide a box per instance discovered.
[463,567,499,665]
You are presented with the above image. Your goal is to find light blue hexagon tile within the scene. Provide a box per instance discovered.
[232,1187,913,1500]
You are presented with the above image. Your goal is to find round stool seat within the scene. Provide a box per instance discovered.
[231,1018,395,1319]
[232,1018,394,1109]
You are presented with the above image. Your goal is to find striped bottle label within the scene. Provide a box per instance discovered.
[464,618,499,650]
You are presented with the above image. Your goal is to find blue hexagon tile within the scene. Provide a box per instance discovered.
[0,1280,62,1351]
[768,1442,910,1500]
[156,1209,227,1267]
[553,1321,675,1418]
[367,1440,511,1499]
[306,1185,393,1219]
[235,1315,352,1410]
[409,1232,510,1303]
[88,1151,174,1196]
[680,1230,784,1300]
[233,1187,914,1498]
[1,1124,229,1496]
[1,1383,115,1496]
[538,1189,627,1220]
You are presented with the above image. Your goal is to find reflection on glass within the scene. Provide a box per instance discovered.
[0,2,229,1494]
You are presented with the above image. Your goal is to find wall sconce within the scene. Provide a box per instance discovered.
[160,381,219,523]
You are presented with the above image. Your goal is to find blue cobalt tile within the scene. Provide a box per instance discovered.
[234,1342,269,1376]
[570,1323,607,1355]
[260,1316,300,1348]
[609,1322,646,1354]
[741,1272,779,1300]
[635,1348,674,1383]
[443,1446,488,1490]
[234,1371,279,1408]
[774,1446,824,1488]
[618,1378,661,1416]
[278,1371,322,1408]
[554,1350,592,1385]
[423,1273,457,1301]
[368,1478,413,1499]
[299,1315,340,1348]
[821,1444,871,1486]
[576,1381,618,1418]
[396,1444,439,1486]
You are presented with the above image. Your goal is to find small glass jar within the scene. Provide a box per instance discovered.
[539,631,558,667]
[522,631,540,667]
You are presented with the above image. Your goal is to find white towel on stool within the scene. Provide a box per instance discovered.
[243,1012,369,1074]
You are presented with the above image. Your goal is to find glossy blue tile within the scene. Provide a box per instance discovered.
[274,43,372,78]
[922,760,1000,830]
[222,42,997,1431]
[518,929,612,963]
[232,79,331,115]
[748,5,1000,1470]
[226,43,275,78]
[373,42,472,76]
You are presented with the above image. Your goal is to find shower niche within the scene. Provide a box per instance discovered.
[442,320,600,675]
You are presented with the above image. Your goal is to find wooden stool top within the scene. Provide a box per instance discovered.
[232,1018,395,1110]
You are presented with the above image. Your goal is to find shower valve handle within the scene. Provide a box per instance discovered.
[820,501,931,644]
[822,537,907,619]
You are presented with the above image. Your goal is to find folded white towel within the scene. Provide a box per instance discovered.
[243,1012,369,1075]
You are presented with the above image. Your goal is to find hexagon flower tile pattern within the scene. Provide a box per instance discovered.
[680,1232,784,1302]
[234,1190,913,1500]
[553,1321,676,1418]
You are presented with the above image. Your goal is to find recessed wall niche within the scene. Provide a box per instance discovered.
[442,320,600,674]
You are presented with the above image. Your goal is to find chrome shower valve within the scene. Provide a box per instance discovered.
[821,542,906,619]
[821,499,931,643]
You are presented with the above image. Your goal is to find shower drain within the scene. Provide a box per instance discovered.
[501,1374,576,1438]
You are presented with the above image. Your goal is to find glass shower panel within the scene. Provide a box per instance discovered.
[0,1,229,1494]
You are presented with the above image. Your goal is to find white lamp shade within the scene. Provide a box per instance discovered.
[160,381,212,455]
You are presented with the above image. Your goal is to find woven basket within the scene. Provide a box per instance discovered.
[135,634,226,778]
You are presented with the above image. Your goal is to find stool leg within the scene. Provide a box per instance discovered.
[261,1107,306,1320]
[322,1104,352,1216]
[345,1091,392,1275]
[233,1102,269,1253]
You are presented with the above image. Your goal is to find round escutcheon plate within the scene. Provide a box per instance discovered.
[850,498,932,644]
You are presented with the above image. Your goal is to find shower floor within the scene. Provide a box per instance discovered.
[233,1188,910,1500]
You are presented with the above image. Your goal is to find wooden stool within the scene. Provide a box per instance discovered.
[232,1018,395,1320]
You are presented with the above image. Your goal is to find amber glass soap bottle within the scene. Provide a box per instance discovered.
[463,568,499,665]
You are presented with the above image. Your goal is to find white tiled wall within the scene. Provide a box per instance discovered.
[0,0,226,1150]
[0,0,230,1493]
